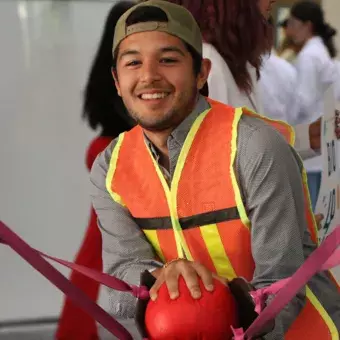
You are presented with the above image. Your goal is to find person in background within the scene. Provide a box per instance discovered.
[167,0,273,112]
[259,18,298,122]
[277,18,300,63]
[286,1,339,210]
[287,0,337,125]
[56,2,135,339]
[166,0,340,213]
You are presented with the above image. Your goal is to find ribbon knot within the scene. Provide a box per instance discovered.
[131,285,149,300]
[250,290,268,314]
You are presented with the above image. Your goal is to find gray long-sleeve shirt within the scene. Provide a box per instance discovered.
[90,96,340,339]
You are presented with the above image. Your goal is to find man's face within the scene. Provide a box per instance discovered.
[113,31,209,132]
[258,0,276,18]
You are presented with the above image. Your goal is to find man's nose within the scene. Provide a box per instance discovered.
[139,60,162,83]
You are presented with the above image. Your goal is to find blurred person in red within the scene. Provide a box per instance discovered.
[56,2,135,339]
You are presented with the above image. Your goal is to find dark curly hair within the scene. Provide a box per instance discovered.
[82,1,135,137]
[291,1,337,58]
[167,0,273,94]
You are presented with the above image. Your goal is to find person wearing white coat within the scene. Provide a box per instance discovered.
[285,1,339,208]
[287,1,338,125]
[258,49,333,209]
[203,43,263,113]
[206,40,334,210]
[166,0,274,114]
[168,0,339,211]
[259,50,297,122]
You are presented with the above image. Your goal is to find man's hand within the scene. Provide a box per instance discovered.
[314,213,324,230]
[149,259,226,301]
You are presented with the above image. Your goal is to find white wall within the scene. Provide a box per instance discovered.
[0,0,116,321]
[323,0,340,60]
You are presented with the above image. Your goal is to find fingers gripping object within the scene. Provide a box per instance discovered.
[141,276,240,340]
[135,272,274,340]
[0,220,339,340]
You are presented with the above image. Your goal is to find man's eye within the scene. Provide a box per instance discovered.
[126,60,141,67]
[160,58,178,64]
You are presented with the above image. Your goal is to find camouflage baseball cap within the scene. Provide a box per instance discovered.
[113,0,202,57]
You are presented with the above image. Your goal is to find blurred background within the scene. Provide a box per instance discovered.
[0,0,339,338]
[0,1,115,338]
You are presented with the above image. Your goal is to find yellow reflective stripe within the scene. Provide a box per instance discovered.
[105,133,126,206]
[144,108,211,261]
[172,108,211,260]
[301,167,319,245]
[242,105,296,146]
[200,224,237,280]
[143,140,185,259]
[143,230,166,263]
[306,286,339,339]
[231,108,250,229]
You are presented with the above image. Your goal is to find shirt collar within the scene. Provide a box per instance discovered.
[305,36,323,49]
[145,95,210,155]
[170,95,210,147]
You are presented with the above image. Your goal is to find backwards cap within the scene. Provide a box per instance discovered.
[113,0,202,57]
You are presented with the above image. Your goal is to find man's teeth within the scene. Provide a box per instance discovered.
[140,92,169,100]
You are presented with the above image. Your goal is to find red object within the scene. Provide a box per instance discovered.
[145,277,238,340]
[56,136,112,340]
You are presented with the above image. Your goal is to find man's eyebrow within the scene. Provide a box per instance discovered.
[118,49,140,61]
[118,46,186,61]
[160,46,186,56]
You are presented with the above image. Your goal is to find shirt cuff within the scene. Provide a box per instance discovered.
[148,267,159,273]
[148,261,163,273]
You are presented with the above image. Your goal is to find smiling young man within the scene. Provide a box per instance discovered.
[90,1,340,338]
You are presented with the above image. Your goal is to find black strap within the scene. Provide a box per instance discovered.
[134,207,240,230]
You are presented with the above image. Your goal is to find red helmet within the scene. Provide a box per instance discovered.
[134,272,272,340]
[145,277,238,340]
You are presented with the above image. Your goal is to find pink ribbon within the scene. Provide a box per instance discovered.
[232,225,340,339]
[0,220,149,340]
[1,220,339,340]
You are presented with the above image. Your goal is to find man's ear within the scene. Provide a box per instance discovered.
[197,58,211,91]
[111,67,121,96]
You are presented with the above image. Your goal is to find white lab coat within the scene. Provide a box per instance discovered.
[203,42,313,161]
[292,37,339,172]
[203,43,262,112]
[259,51,297,122]
[291,36,337,125]
[258,52,318,165]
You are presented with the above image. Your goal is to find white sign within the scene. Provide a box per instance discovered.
[315,85,340,282]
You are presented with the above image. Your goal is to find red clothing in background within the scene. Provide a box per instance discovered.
[56,136,112,340]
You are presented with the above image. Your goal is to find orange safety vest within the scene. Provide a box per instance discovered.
[106,99,338,339]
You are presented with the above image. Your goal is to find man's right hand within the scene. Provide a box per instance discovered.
[149,259,226,301]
